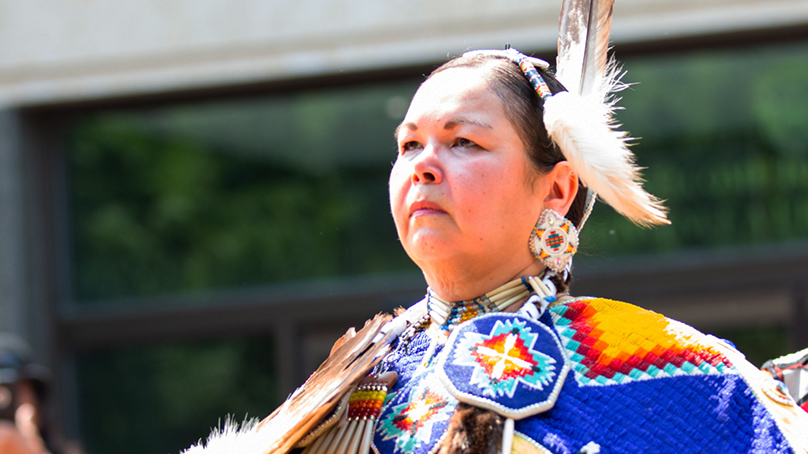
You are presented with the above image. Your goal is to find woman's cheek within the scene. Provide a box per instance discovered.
[389,166,409,229]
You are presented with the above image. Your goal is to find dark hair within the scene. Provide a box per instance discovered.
[428,54,588,229]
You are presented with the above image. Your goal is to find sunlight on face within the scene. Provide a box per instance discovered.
[389,66,549,280]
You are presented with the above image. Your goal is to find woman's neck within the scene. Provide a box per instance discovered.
[425,269,560,335]
[420,256,546,302]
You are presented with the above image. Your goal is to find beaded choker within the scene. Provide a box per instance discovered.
[427,275,558,332]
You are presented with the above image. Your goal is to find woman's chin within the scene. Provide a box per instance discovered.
[404,233,459,265]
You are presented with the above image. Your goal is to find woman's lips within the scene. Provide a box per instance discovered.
[409,201,446,218]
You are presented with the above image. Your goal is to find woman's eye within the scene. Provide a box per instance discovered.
[399,141,422,153]
[454,138,477,148]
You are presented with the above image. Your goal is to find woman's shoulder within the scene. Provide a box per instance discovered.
[546,296,736,384]
[548,296,724,353]
[545,296,808,453]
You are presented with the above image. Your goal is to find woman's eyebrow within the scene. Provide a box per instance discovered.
[394,117,492,139]
[394,122,416,138]
[444,117,492,130]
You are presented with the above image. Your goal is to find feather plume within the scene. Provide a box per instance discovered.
[182,417,262,454]
[551,0,668,226]
[543,87,668,226]
[181,301,427,454]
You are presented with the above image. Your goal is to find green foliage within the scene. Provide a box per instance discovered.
[579,44,808,259]
[69,83,419,302]
[76,338,278,454]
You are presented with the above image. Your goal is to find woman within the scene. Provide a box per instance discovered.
[376,51,807,454]
[186,49,808,454]
[185,11,808,454]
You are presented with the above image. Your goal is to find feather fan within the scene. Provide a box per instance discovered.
[551,0,669,226]
[182,313,392,454]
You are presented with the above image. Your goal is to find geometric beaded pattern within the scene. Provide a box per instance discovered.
[347,383,388,421]
[376,370,457,454]
[509,50,553,100]
[549,298,735,386]
[530,210,578,273]
[536,224,576,260]
[438,314,568,419]
[453,317,557,398]
[438,300,486,333]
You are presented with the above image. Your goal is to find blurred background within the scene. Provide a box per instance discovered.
[1,0,807,452]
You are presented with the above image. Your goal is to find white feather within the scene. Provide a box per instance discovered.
[551,0,668,227]
[543,70,668,227]
[182,417,267,454]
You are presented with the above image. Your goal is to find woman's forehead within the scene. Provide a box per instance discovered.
[416,66,492,101]
[402,67,505,128]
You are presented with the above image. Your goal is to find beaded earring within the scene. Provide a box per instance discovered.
[529,209,579,273]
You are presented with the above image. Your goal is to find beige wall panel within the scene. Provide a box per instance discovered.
[1,0,807,106]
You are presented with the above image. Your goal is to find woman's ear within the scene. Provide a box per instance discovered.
[543,161,579,216]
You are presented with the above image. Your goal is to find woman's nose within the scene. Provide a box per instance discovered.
[411,145,443,184]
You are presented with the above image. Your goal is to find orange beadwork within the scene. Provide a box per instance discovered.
[347,384,388,420]
[551,298,735,385]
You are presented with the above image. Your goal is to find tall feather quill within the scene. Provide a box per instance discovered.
[556,0,614,97]
[550,0,669,226]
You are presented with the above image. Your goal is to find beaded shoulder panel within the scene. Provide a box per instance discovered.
[548,297,735,386]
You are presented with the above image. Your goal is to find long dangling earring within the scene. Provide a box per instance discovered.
[529,209,579,273]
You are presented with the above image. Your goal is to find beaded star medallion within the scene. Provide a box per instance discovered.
[436,313,569,419]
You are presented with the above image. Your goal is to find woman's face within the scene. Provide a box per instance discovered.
[390,66,549,277]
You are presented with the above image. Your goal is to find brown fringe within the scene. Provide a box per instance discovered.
[436,403,503,454]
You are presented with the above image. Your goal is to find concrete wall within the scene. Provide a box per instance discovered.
[1,0,807,107]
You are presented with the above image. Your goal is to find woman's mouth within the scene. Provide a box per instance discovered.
[409,200,446,218]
